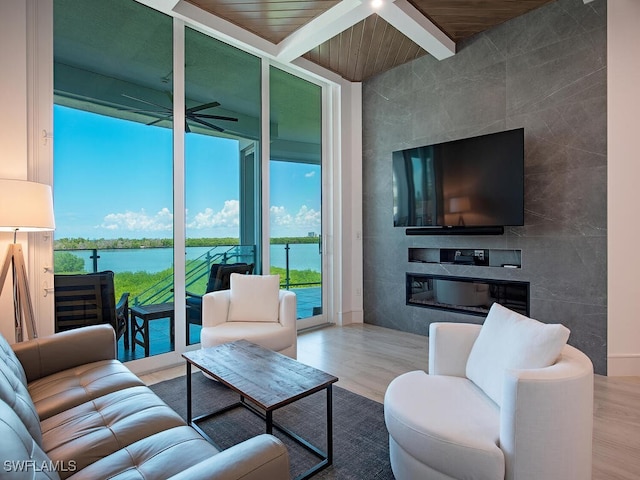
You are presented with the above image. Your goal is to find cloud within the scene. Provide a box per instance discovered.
[270,205,293,227]
[98,201,319,236]
[99,208,173,232]
[305,171,316,178]
[270,204,320,230]
[188,199,240,229]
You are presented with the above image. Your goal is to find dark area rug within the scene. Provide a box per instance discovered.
[150,373,393,479]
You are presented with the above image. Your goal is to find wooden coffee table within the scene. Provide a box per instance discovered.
[182,340,338,480]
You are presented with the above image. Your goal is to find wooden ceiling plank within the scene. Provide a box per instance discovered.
[362,15,387,82]
[346,20,365,82]
[408,0,555,41]
[379,27,409,74]
[352,16,377,82]
[377,0,455,60]
[337,28,352,79]
[372,21,393,76]
[277,0,372,62]
[328,34,341,73]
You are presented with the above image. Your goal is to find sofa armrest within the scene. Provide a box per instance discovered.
[499,345,594,480]
[11,324,116,382]
[202,290,231,328]
[167,434,289,480]
[428,322,481,377]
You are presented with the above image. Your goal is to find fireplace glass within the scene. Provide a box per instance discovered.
[407,273,529,316]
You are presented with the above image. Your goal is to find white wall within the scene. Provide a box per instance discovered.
[0,0,29,342]
[0,0,55,343]
[607,0,640,375]
[338,81,363,325]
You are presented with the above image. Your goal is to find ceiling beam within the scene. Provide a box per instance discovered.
[276,0,372,63]
[377,0,455,60]
[277,0,455,63]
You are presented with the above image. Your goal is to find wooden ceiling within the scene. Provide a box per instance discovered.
[186,0,556,82]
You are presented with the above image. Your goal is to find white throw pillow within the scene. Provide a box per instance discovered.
[466,303,570,407]
[228,274,280,323]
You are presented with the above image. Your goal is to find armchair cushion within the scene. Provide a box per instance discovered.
[385,370,504,480]
[466,303,570,406]
[228,274,280,323]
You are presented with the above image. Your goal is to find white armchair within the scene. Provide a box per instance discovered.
[200,274,297,358]
[384,303,594,480]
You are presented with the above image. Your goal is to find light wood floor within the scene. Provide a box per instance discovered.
[140,323,640,480]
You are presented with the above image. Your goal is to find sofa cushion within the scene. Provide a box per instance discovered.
[42,385,186,479]
[0,328,28,386]
[384,370,504,480]
[66,425,219,480]
[200,321,292,352]
[0,362,43,446]
[0,399,60,480]
[466,303,570,406]
[228,274,280,323]
[28,359,145,420]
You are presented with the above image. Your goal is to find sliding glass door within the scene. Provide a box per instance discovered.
[53,0,331,360]
[269,67,324,327]
[53,0,175,360]
[184,27,261,345]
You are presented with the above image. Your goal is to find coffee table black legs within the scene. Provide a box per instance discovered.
[186,362,192,424]
[327,384,333,466]
[185,376,333,480]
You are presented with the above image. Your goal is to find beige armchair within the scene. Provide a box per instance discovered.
[200,274,297,358]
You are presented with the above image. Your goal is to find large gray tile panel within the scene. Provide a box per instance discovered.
[361,0,607,373]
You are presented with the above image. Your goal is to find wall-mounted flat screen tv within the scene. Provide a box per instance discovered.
[392,128,524,229]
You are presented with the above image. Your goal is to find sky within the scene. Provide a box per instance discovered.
[53,105,321,239]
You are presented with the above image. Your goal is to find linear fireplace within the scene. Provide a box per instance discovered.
[406,273,529,317]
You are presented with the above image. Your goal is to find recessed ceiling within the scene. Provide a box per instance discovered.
[186,0,556,82]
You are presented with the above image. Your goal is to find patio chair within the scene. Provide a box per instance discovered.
[186,263,255,333]
[54,271,130,348]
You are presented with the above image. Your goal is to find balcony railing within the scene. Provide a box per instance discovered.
[53,242,320,307]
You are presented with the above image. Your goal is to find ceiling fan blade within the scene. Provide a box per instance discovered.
[190,116,224,132]
[146,115,172,127]
[187,101,220,113]
[195,114,239,122]
[118,108,168,115]
[122,94,171,112]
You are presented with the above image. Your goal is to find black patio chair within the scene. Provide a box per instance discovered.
[54,271,130,348]
[186,262,254,332]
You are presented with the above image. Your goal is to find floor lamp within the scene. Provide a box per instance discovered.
[0,179,55,342]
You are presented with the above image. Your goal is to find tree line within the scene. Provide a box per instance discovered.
[54,236,320,250]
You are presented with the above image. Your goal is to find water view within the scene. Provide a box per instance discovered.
[61,243,321,274]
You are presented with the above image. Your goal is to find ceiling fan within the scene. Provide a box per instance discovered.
[120,93,238,133]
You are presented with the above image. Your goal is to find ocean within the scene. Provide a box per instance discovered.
[60,243,322,274]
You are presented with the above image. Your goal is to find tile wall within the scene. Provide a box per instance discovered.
[361,0,608,373]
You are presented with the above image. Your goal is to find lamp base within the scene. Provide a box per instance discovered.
[0,243,38,341]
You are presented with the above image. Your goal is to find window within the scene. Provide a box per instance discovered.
[52,0,330,361]
[54,0,174,360]
[184,27,261,345]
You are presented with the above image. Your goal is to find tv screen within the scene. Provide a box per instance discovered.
[392,128,524,228]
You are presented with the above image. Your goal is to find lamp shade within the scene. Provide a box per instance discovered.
[0,179,55,232]
[449,196,471,214]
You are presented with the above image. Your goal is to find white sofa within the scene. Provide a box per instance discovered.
[200,274,297,358]
[384,304,594,480]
